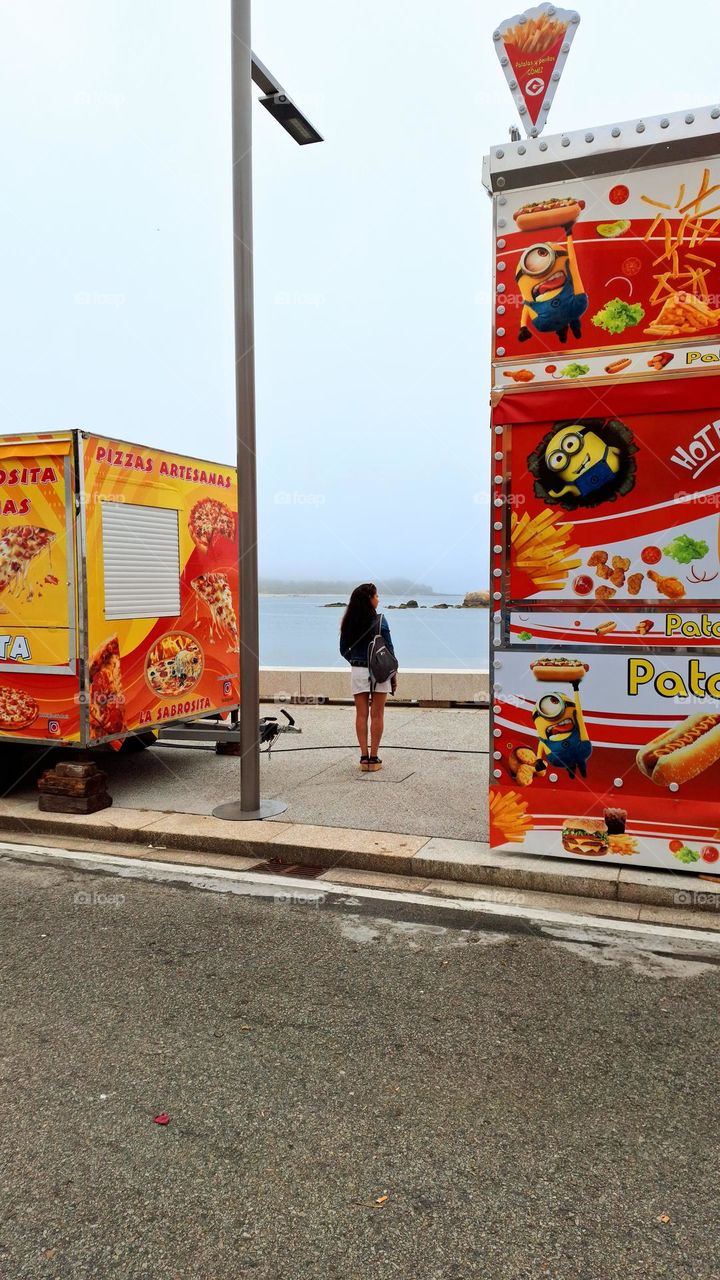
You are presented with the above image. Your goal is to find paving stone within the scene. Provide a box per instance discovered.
[414,838,619,900]
[147,849,265,873]
[142,812,292,854]
[318,867,432,893]
[421,879,641,920]
[618,867,720,908]
[638,904,720,932]
[0,804,160,843]
[267,825,428,874]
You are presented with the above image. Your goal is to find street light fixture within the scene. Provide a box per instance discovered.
[213,3,323,824]
[259,95,323,146]
[252,53,324,146]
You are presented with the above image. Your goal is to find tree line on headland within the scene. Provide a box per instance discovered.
[260,580,488,604]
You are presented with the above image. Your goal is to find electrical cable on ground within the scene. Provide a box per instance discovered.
[157,742,485,755]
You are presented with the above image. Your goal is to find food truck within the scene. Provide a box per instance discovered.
[0,431,239,747]
[485,104,720,873]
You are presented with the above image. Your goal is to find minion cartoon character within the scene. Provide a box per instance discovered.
[532,684,592,781]
[528,417,638,511]
[544,424,621,501]
[516,226,588,345]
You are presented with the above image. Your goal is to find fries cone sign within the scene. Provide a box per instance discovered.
[493,4,580,135]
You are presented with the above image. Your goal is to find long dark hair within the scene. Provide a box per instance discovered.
[340,583,377,649]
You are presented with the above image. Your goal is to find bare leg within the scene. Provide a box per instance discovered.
[354,693,370,754]
[370,692,387,757]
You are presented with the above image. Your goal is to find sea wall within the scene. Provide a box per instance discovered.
[260,668,489,706]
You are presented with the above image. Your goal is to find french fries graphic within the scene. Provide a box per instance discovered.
[502,12,568,54]
[511,509,581,593]
[490,788,534,846]
[643,169,720,335]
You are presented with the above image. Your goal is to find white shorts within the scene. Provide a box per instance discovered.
[350,666,392,696]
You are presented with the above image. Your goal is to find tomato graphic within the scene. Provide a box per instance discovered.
[572,574,593,596]
[622,256,642,276]
[701,845,719,863]
[609,184,629,205]
[641,546,662,565]
[668,839,684,853]
[545,364,557,374]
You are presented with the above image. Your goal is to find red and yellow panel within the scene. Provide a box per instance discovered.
[0,435,80,743]
[82,435,240,743]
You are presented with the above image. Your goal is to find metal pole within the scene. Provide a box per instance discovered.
[214,0,287,820]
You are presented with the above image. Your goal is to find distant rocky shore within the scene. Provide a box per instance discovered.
[322,591,489,610]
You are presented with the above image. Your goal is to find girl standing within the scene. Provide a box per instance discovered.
[340,583,397,772]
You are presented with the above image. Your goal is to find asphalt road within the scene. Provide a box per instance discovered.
[2,858,720,1279]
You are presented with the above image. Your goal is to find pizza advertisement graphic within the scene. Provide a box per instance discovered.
[144,634,204,698]
[0,435,80,742]
[83,436,240,742]
[0,432,240,745]
[0,439,74,661]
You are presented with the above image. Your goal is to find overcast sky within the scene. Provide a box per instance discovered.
[1,1,719,591]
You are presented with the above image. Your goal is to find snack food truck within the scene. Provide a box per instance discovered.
[485,104,720,873]
[0,431,239,747]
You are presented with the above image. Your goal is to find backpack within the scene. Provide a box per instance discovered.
[367,613,398,690]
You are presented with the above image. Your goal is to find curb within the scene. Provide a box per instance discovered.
[2,797,720,927]
[4,840,720,944]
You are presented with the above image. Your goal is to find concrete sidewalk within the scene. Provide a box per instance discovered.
[3,704,488,842]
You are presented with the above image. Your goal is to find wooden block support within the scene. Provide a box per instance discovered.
[37,760,112,813]
[38,772,107,798]
[38,792,113,814]
[55,762,99,780]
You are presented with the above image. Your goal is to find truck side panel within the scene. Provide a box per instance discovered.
[0,434,81,744]
[82,435,240,744]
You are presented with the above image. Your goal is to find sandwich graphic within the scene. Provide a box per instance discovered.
[561,817,609,857]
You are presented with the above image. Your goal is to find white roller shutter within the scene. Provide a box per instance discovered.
[101,501,181,620]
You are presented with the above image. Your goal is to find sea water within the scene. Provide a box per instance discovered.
[260,594,488,670]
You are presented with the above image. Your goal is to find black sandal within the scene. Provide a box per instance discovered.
[367,756,382,772]
[359,754,370,772]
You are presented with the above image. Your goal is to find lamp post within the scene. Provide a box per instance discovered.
[213,2,322,822]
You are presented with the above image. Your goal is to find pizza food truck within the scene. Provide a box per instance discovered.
[0,431,240,747]
[485,102,720,874]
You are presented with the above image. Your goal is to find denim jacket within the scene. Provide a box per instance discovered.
[340,614,396,667]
